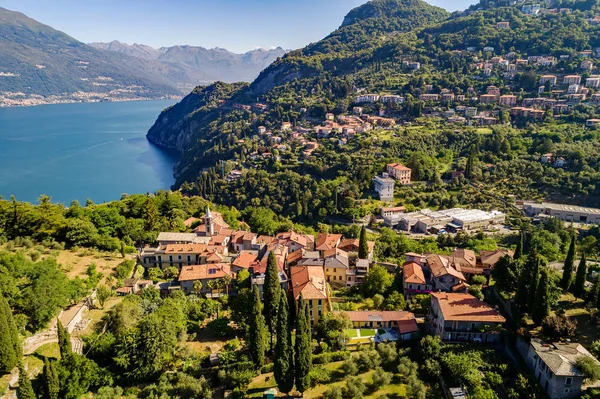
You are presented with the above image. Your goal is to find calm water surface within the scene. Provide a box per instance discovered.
[0,100,179,204]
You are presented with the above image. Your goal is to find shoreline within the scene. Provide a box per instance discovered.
[0,95,184,109]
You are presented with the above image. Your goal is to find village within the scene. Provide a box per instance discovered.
[118,202,600,399]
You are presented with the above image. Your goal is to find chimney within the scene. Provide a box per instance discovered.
[445,294,449,300]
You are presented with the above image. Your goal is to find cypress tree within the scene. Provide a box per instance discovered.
[294,295,312,394]
[274,294,295,395]
[591,276,600,309]
[532,269,550,325]
[527,257,541,311]
[17,367,36,399]
[264,252,281,352]
[514,231,524,261]
[0,289,19,373]
[56,320,72,359]
[574,253,588,299]
[515,251,536,309]
[248,286,267,368]
[561,234,576,290]
[43,357,60,399]
[358,226,369,260]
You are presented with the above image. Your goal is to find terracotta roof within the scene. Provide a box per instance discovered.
[230,230,247,244]
[276,231,313,248]
[323,248,349,259]
[290,266,328,300]
[336,310,414,323]
[387,163,411,171]
[403,262,426,285]
[451,282,470,292]
[451,248,477,268]
[178,264,233,282]
[382,206,406,213]
[252,253,286,275]
[397,319,419,334]
[163,243,209,254]
[316,233,342,251]
[256,235,276,246]
[287,249,304,264]
[431,293,505,323]
[427,254,466,282]
[232,251,258,269]
[209,234,229,246]
[480,249,513,266]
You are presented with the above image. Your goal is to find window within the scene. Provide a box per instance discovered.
[566,377,572,386]
[318,300,322,306]
[409,284,413,289]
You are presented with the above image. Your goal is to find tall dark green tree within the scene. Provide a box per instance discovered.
[514,231,524,261]
[532,269,550,325]
[57,320,72,359]
[574,253,588,299]
[248,286,267,368]
[561,234,576,290]
[274,294,295,395]
[294,295,312,395]
[516,251,538,309]
[0,289,20,373]
[263,252,281,352]
[358,226,369,259]
[18,367,36,399]
[43,357,60,399]
[527,256,541,311]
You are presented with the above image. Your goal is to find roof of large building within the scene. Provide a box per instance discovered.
[431,293,506,323]
[480,249,513,266]
[335,310,418,334]
[387,163,412,171]
[530,339,599,377]
[524,202,600,215]
[157,232,205,243]
[178,264,233,282]
[276,231,314,248]
[451,249,477,269]
[290,265,328,300]
[403,262,427,285]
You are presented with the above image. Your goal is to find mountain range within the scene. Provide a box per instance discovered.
[0,7,285,105]
[145,0,600,189]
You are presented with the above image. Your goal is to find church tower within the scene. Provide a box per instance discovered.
[205,207,214,236]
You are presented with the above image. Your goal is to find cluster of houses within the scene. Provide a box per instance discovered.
[139,208,379,326]
[132,206,600,399]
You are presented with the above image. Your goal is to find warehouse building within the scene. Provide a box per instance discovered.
[388,208,506,234]
[523,202,600,224]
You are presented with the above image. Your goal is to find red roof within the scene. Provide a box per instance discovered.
[431,293,505,323]
[403,262,426,285]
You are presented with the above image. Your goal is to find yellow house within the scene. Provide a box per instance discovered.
[298,252,350,288]
[290,265,331,326]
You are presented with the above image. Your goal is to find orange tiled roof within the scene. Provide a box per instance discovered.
[387,163,411,171]
[316,233,342,251]
[403,262,426,285]
[290,266,328,300]
[178,264,233,282]
[431,293,505,323]
[232,251,258,269]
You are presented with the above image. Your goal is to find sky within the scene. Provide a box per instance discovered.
[1,0,477,53]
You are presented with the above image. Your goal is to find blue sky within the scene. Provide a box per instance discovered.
[3,0,477,53]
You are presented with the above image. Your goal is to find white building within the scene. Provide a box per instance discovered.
[373,173,395,202]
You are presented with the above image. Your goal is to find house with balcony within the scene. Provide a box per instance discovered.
[335,310,419,340]
[428,293,506,343]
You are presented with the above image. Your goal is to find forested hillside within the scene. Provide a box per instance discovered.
[147,0,600,222]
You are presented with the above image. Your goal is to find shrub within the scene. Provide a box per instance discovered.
[575,356,600,382]
[313,353,331,365]
[322,386,343,399]
[309,366,331,388]
[344,377,366,399]
[341,358,359,376]
[542,315,577,338]
[356,350,381,372]
[30,250,41,262]
[206,317,234,338]
[371,367,392,387]
[115,260,135,280]
[260,363,274,374]
[330,350,351,362]
[224,338,240,352]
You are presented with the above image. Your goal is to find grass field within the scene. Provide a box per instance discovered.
[344,329,377,339]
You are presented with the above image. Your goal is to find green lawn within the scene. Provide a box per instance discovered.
[345,329,359,338]
[344,328,377,338]
[360,329,377,337]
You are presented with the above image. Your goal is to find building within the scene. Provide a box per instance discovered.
[276,231,315,252]
[499,95,517,107]
[539,75,558,86]
[386,163,412,185]
[336,311,419,340]
[581,60,594,71]
[522,4,541,15]
[586,119,600,128]
[156,232,209,246]
[290,265,331,325]
[427,254,468,292]
[380,95,405,104]
[523,202,600,224]
[496,21,510,29]
[428,293,506,343]
[178,264,235,295]
[479,94,497,104]
[586,77,600,88]
[465,107,478,118]
[373,173,395,202]
[563,75,582,85]
[355,94,380,103]
[521,339,600,399]
[403,262,431,299]
[381,206,406,218]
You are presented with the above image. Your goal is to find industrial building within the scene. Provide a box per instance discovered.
[523,202,600,224]
[385,208,506,234]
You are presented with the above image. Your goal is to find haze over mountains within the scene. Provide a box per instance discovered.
[89,41,287,84]
[0,7,286,106]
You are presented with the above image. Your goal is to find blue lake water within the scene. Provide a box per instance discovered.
[0,100,180,204]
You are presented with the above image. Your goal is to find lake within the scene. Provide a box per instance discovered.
[0,100,180,205]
